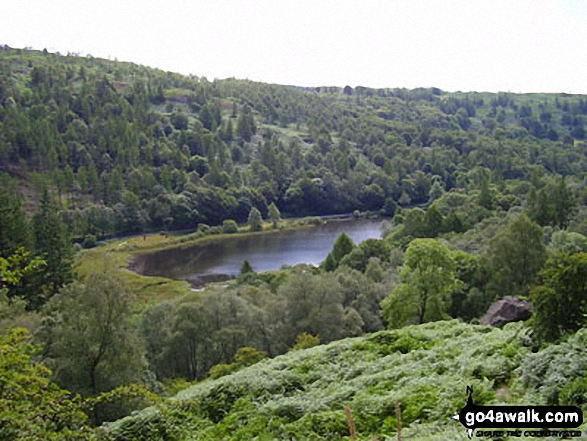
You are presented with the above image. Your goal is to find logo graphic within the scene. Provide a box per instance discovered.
[452,386,583,439]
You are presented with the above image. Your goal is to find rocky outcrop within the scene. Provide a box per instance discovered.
[480,296,532,327]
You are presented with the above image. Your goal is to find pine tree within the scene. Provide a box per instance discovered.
[0,175,31,257]
[324,233,355,271]
[240,259,254,275]
[268,202,281,229]
[33,189,73,304]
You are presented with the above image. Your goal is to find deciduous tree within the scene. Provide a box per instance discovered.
[484,213,546,298]
[247,207,262,232]
[40,266,142,398]
[382,239,459,327]
[532,251,587,342]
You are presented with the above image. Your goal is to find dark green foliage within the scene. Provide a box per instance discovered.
[0,328,91,440]
[0,174,31,257]
[323,232,355,271]
[2,47,587,242]
[527,177,576,228]
[483,213,546,298]
[339,238,388,272]
[423,205,443,237]
[531,251,587,342]
[478,178,493,210]
[382,239,458,327]
[247,207,262,232]
[239,259,254,275]
[170,112,189,130]
[208,347,267,379]
[39,266,142,400]
[81,234,97,249]
[289,332,321,351]
[268,202,281,228]
[7,49,587,437]
[554,177,576,229]
[32,189,73,304]
[221,219,238,234]
[236,105,256,142]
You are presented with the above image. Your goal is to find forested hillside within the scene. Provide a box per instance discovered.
[2,46,587,439]
[2,45,587,239]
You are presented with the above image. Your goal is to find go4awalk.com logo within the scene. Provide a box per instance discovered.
[452,386,583,438]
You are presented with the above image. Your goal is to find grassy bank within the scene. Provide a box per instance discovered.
[74,217,331,305]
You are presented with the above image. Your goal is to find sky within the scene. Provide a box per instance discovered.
[2,0,587,94]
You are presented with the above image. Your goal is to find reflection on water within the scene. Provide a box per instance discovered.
[133,218,385,285]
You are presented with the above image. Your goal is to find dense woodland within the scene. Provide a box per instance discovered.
[2,46,587,439]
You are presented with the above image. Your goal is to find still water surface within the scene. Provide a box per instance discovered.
[132,218,384,285]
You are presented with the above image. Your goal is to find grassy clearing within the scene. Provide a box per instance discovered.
[75,234,193,306]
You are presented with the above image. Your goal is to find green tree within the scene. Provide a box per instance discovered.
[170,112,188,130]
[0,174,31,257]
[222,219,238,234]
[531,252,587,342]
[32,189,73,304]
[203,158,231,189]
[233,346,267,366]
[208,346,267,380]
[423,205,443,237]
[237,106,255,142]
[554,177,576,229]
[240,259,254,275]
[339,238,389,272]
[289,332,321,351]
[382,239,459,327]
[0,248,45,321]
[0,328,91,440]
[324,232,355,271]
[268,202,281,229]
[278,271,344,343]
[428,179,444,201]
[478,178,493,210]
[484,213,546,298]
[549,230,587,253]
[40,266,142,399]
[116,191,147,235]
[401,208,426,238]
[247,207,262,232]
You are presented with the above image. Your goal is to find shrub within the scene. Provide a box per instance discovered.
[197,223,210,233]
[222,219,238,234]
[82,234,97,249]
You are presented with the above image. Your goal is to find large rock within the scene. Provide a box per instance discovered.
[480,296,532,327]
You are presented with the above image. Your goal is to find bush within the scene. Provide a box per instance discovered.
[208,363,238,380]
[88,384,160,425]
[222,219,238,234]
[82,234,97,249]
[289,332,321,351]
[197,223,210,233]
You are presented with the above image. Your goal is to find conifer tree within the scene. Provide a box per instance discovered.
[268,202,281,229]
[324,232,355,271]
[0,175,31,257]
[32,188,73,304]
